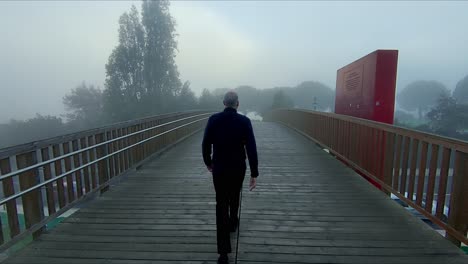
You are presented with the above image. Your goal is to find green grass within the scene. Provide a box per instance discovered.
[1,211,26,239]
[0,212,65,255]
[461,246,468,254]
[45,217,66,230]
[1,212,32,254]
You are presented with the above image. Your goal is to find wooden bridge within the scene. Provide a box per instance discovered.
[0,110,467,263]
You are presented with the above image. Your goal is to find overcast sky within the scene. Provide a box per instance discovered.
[1,1,467,123]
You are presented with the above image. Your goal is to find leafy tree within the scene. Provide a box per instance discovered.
[176,81,198,111]
[453,74,468,105]
[63,82,103,129]
[288,81,334,111]
[104,1,180,122]
[142,0,180,113]
[0,114,67,148]
[193,80,334,116]
[198,89,220,110]
[234,85,261,112]
[394,110,418,126]
[397,80,449,120]
[427,94,468,138]
[104,5,145,121]
[271,90,294,109]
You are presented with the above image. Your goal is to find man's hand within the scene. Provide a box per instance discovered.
[249,177,257,191]
[207,166,213,172]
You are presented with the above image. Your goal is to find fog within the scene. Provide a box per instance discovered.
[1,1,468,123]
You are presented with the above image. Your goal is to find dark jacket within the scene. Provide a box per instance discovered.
[202,108,259,177]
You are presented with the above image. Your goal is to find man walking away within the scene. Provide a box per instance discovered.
[202,91,259,264]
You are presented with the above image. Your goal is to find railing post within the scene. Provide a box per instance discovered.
[122,128,130,171]
[72,139,84,198]
[16,151,44,239]
[80,137,92,194]
[131,125,137,166]
[154,120,161,152]
[0,112,207,250]
[114,129,122,176]
[382,132,395,196]
[142,123,148,160]
[446,151,468,246]
[95,133,109,194]
[136,124,143,163]
[0,158,20,239]
[40,147,56,215]
[62,142,75,203]
[151,121,157,154]
[52,145,66,208]
[106,130,115,179]
[88,135,98,190]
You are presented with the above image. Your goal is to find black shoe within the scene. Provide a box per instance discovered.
[218,253,228,264]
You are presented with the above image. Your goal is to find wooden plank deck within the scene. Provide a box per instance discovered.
[238,122,467,264]
[2,122,468,264]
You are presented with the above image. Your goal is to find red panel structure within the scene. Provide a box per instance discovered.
[335,50,398,189]
[335,50,398,124]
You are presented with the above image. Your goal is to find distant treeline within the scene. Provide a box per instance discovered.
[395,76,468,141]
[199,81,334,114]
[0,80,334,149]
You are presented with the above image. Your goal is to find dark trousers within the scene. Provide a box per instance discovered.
[212,170,245,254]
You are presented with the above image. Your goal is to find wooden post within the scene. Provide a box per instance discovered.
[129,126,136,167]
[369,128,376,176]
[446,151,468,246]
[415,141,428,206]
[52,145,66,208]
[17,151,44,239]
[62,142,75,203]
[122,128,129,171]
[436,147,451,219]
[399,137,411,194]
[88,135,98,190]
[80,137,91,194]
[393,135,402,190]
[115,129,123,176]
[40,147,56,215]
[95,133,109,194]
[407,139,420,200]
[150,121,156,154]
[0,158,20,239]
[155,120,161,152]
[72,140,83,198]
[137,124,143,163]
[106,131,114,179]
[382,132,395,196]
[142,123,148,160]
[425,145,439,212]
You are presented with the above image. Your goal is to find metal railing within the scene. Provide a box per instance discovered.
[268,109,468,247]
[0,111,211,250]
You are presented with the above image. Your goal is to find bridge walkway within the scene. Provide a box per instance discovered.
[2,122,467,264]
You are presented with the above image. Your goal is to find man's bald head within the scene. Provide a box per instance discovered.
[223,91,239,109]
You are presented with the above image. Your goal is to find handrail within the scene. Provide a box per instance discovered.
[0,110,211,250]
[0,113,210,182]
[294,108,468,152]
[0,110,207,158]
[0,116,209,206]
[268,109,468,247]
